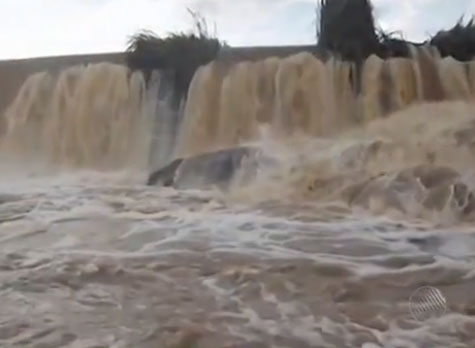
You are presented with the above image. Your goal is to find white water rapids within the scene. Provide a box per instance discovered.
[0,56,474,347]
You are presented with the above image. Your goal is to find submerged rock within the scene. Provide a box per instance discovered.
[395,165,460,189]
[147,146,272,190]
[344,164,475,217]
[147,158,183,186]
[454,120,475,149]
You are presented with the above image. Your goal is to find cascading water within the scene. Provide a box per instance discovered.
[1,47,475,347]
[177,47,475,158]
[176,52,359,157]
[4,46,474,171]
[0,63,154,170]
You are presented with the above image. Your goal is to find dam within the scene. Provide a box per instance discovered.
[0,1,475,347]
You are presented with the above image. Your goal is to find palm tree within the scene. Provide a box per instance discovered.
[126,9,222,106]
[316,0,380,62]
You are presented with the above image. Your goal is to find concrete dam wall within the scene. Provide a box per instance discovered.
[0,46,317,117]
[0,52,125,116]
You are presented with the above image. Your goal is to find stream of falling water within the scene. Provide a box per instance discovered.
[0,63,154,170]
[0,50,474,348]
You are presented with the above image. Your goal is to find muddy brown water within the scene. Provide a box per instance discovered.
[0,171,473,348]
[1,50,475,347]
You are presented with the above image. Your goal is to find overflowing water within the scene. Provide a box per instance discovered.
[1,63,153,170]
[177,48,475,157]
[0,48,475,347]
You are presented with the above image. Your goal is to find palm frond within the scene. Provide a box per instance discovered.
[430,16,475,60]
[316,0,474,62]
[316,0,380,62]
[125,10,223,104]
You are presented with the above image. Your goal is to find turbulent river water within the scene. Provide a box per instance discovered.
[0,51,475,347]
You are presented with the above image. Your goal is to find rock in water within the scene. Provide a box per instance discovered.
[147,146,267,189]
[173,147,259,190]
[147,158,183,186]
[344,164,475,218]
